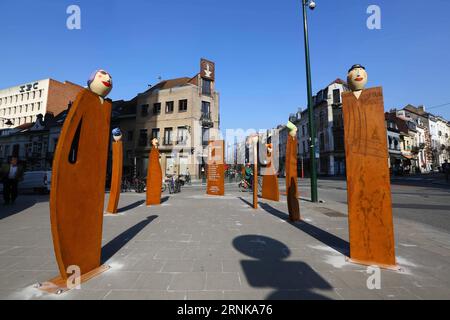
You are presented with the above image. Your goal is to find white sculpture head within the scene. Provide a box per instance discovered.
[347,64,368,92]
[88,69,113,98]
[151,138,159,148]
[112,128,122,142]
[286,121,298,138]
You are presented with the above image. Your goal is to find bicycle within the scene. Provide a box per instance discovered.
[121,177,132,192]
[238,175,262,193]
[165,175,182,194]
[132,177,146,193]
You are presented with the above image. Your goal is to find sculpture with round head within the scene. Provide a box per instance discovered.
[347,64,368,92]
[151,138,159,148]
[286,121,298,138]
[87,69,113,98]
[112,127,122,142]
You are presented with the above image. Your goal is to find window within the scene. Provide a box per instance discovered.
[151,128,160,141]
[153,103,161,115]
[302,125,305,137]
[164,128,173,145]
[319,111,325,129]
[201,101,210,115]
[179,99,188,112]
[202,127,210,145]
[333,89,341,104]
[320,133,325,152]
[141,104,149,117]
[165,101,174,113]
[177,127,188,145]
[139,129,148,146]
[127,130,134,142]
[302,141,306,154]
[202,79,211,96]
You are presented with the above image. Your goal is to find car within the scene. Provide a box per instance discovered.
[18,170,52,194]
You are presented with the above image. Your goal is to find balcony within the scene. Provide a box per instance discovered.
[200,112,213,128]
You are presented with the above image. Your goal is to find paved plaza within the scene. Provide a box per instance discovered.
[0,178,449,300]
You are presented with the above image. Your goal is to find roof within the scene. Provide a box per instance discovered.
[142,77,194,95]
[15,123,34,130]
[404,104,427,117]
[328,78,347,87]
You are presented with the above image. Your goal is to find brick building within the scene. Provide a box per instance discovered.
[0,78,83,129]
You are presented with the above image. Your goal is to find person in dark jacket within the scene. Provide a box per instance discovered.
[0,156,24,205]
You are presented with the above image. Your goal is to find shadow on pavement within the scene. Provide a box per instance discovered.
[260,202,350,257]
[0,195,48,220]
[117,200,145,213]
[233,234,333,300]
[161,196,170,204]
[101,215,158,263]
[238,197,253,208]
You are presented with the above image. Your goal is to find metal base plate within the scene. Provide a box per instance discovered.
[345,257,401,271]
[36,264,110,295]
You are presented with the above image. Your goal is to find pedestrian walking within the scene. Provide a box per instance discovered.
[0,156,24,205]
[443,160,449,183]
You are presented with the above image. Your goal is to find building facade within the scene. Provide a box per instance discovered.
[114,59,220,180]
[0,79,83,129]
[296,79,348,176]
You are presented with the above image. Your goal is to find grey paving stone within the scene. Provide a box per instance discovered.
[187,291,225,300]
[192,260,222,272]
[80,271,141,290]
[104,290,187,300]
[168,273,206,291]
[162,260,195,272]
[1,186,450,300]
[154,248,185,260]
[206,272,241,291]
[134,273,174,290]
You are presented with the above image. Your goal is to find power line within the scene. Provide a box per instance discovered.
[427,102,450,110]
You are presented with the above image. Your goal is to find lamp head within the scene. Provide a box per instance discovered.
[308,1,316,10]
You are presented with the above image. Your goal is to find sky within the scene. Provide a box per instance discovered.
[1,0,450,132]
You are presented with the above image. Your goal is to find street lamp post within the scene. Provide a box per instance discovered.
[301,0,318,203]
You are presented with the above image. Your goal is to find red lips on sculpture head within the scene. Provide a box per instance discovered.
[355,77,364,82]
[102,81,112,88]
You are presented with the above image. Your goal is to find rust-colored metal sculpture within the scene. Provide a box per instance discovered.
[261,143,280,202]
[342,64,396,268]
[146,138,162,206]
[207,140,225,196]
[106,129,123,214]
[39,70,113,294]
[286,121,300,221]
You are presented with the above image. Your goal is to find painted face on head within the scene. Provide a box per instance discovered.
[88,70,113,98]
[347,66,368,92]
[112,128,122,141]
[151,138,159,147]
